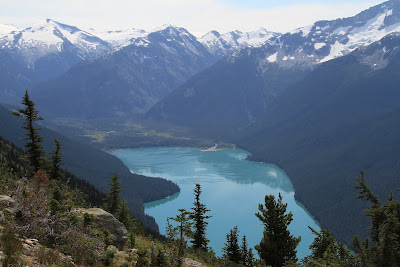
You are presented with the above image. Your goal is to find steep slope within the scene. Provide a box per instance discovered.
[0,104,179,231]
[34,25,218,118]
[148,0,400,135]
[238,33,400,243]
[0,50,32,105]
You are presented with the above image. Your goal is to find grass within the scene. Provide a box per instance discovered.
[41,117,231,152]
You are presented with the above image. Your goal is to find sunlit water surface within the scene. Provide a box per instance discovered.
[113,147,320,258]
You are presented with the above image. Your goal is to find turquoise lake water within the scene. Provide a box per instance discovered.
[113,147,320,258]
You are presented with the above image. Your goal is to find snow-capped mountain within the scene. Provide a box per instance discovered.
[0,24,18,37]
[255,0,400,71]
[33,25,218,118]
[88,28,147,48]
[199,28,280,57]
[128,25,213,58]
[147,0,400,134]
[0,19,111,66]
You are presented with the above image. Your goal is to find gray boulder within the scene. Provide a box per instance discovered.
[0,195,19,214]
[73,208,128,250]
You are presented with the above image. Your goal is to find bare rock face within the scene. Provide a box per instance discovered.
[73,208,128,250]
[0,195,19,214]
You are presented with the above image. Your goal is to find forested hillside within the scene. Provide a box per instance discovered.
[0,103,179,231]
[237,33,400,243]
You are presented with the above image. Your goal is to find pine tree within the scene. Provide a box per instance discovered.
[166,209,193,266]
[190,183,211,251]
[304,227,354,266]
[241,235,249,266]
[156,249,169,267]
[104,173,122,215]
[118,199,131,229]
[247,248,255,267]
[222,226,241,264]
[12,90,45,172]
[255,193,301,267]
[353,171,400,267]
[308,227,335,259]
[49,138,63,180]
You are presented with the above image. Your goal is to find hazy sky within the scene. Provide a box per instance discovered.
[0,0,386,36]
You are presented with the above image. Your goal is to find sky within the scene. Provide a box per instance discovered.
[0,0,387,36]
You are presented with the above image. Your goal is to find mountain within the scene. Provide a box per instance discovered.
[0,50,32,105]
[237,32,400,243]
[0,23,18,36]
[88,27,147,48]
[199,28,280,57]
[33,25,218,119]
[148,0,400,136]
[0,19,112,105]
[0,103,179,231]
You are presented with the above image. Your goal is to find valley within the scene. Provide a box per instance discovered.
[1,0,400,265]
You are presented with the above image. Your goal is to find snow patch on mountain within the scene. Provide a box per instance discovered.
[0,24,19,36]
[199,28,280,57]
[89,28,147,48]
[0,19,111,64]
[267,52,278,62]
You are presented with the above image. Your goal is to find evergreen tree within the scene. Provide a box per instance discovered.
[156,249,169,267]
[118,199,131,229]
[222,226,241,264]
[49,138,63,180]
[304,227,354,266]
[190,183,211,251]
[241,235,249,266]
[104,173,122,215]
[247,248,255,267]
[150,242,156,267]
[255,193,301,267]
[129,232,136,248]
[353,171,400,267]
[308,227,335,259]
[12,90,45,172]
[166,209,193,266]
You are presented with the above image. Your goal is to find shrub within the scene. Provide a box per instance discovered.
[0,224,23,266]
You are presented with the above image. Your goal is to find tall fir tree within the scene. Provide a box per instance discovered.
[303,227,354,266]
[247,248,255,267]
[190,183,211,251]
[49,138,63,180]
[104,173,122,215]
[118,199,131,229]
[241,235,249,266]
[222,226,241,264]
[255,193,301,267]
[352,171,400,267]
[12,90,45,172]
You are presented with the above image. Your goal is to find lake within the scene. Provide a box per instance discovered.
[113,147,320,258]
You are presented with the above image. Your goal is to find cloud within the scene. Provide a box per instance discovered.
[0,0,385,36]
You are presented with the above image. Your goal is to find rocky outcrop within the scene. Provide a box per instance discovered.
[0,195,19,214]
[72,208,128,250]
[183,258,206,267]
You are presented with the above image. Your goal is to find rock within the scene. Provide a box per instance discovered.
[72,208,128,250]
[183,258,206,267]
[106,245,118,252]
[22,238,40,253]
[0,211,4,224]
[0,195,19,214]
